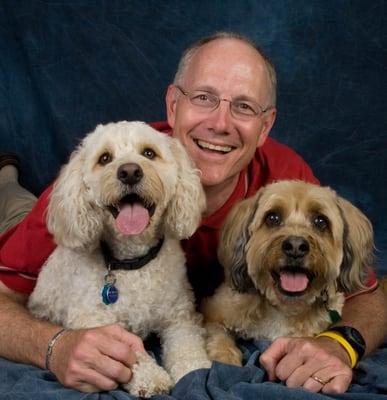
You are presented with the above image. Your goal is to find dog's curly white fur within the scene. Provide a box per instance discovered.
[201,180,374,366]
[28,121,211,397]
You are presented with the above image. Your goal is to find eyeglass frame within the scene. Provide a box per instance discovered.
[174,85,273,120]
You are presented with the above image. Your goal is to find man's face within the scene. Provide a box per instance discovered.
[166,38,276,190]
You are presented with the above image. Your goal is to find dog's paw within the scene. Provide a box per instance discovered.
[123,353,173,398]
[207,344,243,366]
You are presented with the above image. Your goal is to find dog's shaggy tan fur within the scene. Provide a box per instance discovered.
[28,121,210,397]
[201,180,374,365]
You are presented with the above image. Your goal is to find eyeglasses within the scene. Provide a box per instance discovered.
[175,85,272,121]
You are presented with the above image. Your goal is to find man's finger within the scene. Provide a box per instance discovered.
[93,353,133,384]
[321,373,352,394]
[274,340,326,381]
[74,369,119,392]
[104,325,145,353]
[286,362,328,389]
[84,325,144,368]
[259,337,291,380]
[97,337,138,367]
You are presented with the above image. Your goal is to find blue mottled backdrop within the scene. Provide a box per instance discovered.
[0,0,386,274]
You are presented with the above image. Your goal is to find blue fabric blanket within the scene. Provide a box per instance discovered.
[1,339,386,400]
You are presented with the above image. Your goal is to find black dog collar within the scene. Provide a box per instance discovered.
[100,238,164,271]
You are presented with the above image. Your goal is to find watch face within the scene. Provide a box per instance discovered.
[332,326,366,359]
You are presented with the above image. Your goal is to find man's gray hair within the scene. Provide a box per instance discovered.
[173,31,277,107]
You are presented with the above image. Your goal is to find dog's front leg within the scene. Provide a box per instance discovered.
[122,351,173,398]
[205,321,243,366]
[161,318,211,383]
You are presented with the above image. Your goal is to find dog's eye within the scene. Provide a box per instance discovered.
[98,152,113,165]
[265,212,282,227]
[142,148,156,159]
[313,215,329,231]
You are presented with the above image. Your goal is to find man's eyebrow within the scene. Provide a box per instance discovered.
[192,85,218,93]
[232,95,260,103]
[193,85,260,103]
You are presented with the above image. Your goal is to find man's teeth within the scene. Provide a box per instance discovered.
[197,139,232,153]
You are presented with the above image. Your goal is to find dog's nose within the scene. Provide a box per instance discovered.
[117,163,143,185]
[282,236,309,258]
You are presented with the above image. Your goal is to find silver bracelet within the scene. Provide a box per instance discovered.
[45,328,69,371]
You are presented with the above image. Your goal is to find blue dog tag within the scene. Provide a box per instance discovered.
[102,270,119,305]
[102,284,119,305]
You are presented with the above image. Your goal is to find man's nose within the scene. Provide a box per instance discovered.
[208,99,234,133]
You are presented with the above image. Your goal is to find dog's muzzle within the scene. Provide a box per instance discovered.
[271,235,314,296]
[106,163,156,236]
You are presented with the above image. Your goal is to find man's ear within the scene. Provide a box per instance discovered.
[166,84,178,128]
[257,107,277,147]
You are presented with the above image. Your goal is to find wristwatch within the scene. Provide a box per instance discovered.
[329,326,366,359]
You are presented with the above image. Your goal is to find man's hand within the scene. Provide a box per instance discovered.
[49,324,145,392]
[259,336,353,394]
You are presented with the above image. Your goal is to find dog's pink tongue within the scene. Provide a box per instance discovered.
[115,203,149,235]
[280,272,309,292]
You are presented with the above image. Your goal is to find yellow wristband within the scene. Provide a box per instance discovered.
[316,331,358,368]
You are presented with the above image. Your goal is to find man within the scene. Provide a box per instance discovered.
[0,32,386,395]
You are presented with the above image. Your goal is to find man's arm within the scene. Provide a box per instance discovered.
[335,287,387,357]
[260,287,387,394]
[0,282,144,392]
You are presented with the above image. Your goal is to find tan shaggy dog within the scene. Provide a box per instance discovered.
[201,180,374,366]
[28,121,210,397]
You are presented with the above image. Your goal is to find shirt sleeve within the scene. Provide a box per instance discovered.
[344,268,378,299]
[0,185,56,294]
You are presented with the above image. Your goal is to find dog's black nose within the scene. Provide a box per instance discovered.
[117,163,143,185]
[282,236,309,258]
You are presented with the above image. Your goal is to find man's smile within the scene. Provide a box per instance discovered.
[194,139,234,154]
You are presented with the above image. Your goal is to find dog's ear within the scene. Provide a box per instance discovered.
[218,193,260,293]
[164,138,206,239]
[336,196,374,293]
[47,144,103,250]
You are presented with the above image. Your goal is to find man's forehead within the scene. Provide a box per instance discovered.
[193,38,264,68]
[184,39,269,97]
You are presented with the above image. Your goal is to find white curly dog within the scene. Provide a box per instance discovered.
[28,121,211,397]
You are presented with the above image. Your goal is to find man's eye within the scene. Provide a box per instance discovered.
[237,102,250,109]
[194,94,210,102]
[235,102,256,114]
[142,148,156,159]
[265,212,282,227]
[98,152,112,165]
